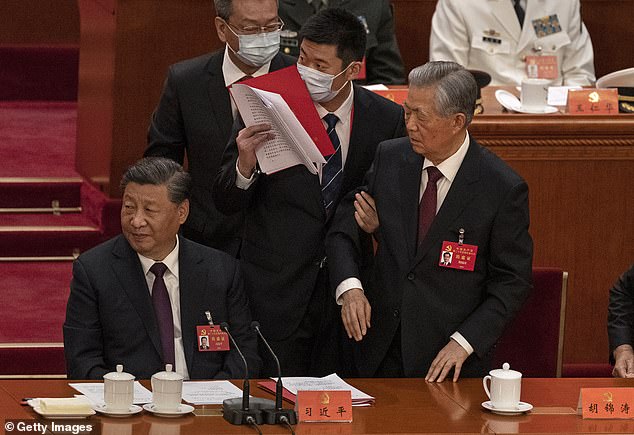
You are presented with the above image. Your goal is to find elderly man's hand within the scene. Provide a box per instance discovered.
[425,340,469,382]
[341,288,371,342]
[613,344,634,378]
[236,123,274,178]
[354,191,379,234]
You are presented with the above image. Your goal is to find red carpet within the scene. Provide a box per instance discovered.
[0,262,71,342]
[0,101,78,177]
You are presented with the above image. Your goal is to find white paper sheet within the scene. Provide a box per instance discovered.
[181,381,244,405]
[279,373,374,405]
[69,382,153,405]
[547,86,582,106]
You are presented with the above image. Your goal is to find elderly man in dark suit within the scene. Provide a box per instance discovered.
[146,0,295,256]
[213,8,406,376]
[608,264,634,378]
[64,157,259,380]
[278,0,406,85]
[327,61,533,381]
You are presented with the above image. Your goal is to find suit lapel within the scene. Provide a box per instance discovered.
[342,86,371,194]
[206,52,233,142]
[178,238,207,375]
[490,0,522,44]
[412,139,482,266]
[400,147,424,261]
[111,236,163,358]
[517,0,545,52]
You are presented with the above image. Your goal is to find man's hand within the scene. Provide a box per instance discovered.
[236,123,274,177]
[613,344,634,378]
[354,191,379,234]
[425,340,469,383]
[341,288,371,342]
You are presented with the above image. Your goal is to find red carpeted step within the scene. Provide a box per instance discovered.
[0,213,102,257]
[0,178,82,209]
[0,261,71,376]
[0,45,79,101]
[0,101,78,178]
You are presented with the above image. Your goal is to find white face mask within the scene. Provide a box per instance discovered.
[226,28,280,67]
[297,63,351,103]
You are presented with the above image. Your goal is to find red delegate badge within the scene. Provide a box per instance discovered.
[525,55,558,79]
[196,325,230,352]
[439,241,478,271]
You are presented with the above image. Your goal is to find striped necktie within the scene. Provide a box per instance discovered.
[321,113,343,219]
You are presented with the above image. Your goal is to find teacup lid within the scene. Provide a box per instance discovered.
[151,364,183,381]
[103,364,135,381]
[489,362,522,379]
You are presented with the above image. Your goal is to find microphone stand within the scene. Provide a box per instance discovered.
[252,321,298,425]
[220,322,273,425]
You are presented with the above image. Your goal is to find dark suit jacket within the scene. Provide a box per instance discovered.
[278,0,405,85]
[326,136,533,377]
[213,85,406,341]
[608,264,634,361]
[146,50,296,255]
[63,235,260,380]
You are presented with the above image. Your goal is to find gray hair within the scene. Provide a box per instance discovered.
[408,61,477,126]
[120,157,191,204]
[214,0,232,20]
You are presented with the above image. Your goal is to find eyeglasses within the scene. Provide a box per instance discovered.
[225,18,285,35]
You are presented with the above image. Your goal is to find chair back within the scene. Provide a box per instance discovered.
[492,267,568,377]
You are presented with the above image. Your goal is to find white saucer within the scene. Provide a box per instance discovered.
[93,403,143,417]
[142,403,194,418]
[482,400,533,415]
[495,89,558,114]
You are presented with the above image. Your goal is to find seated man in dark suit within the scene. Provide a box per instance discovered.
[327,61,533,381]
[64,157,259,380]
[145,0,295,256]
[213,8,406,377]
[608,264,634,378]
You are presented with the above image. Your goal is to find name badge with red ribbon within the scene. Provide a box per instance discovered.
[196,325,230,352]
[439,229,478,271]
[525,55,558,79]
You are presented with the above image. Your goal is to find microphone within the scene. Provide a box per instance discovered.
[220,322,273,425]
[251,321,298,425]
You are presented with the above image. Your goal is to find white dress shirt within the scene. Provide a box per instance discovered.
[236,83,355,188]
[222,46,272,119]
[335,132,475,355]
[138,236,190,380]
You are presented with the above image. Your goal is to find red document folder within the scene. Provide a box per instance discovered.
[240,66,334,157]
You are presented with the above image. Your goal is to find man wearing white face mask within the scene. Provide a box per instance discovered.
[213,8,406,377]
[146,0,295,257]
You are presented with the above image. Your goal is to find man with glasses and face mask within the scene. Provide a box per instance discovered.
[146,0,295,257]
[213,8,406,377]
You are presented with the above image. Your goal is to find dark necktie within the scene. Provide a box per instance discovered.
[321,113,343,219]
[417,166,443,246]
[150,262,175,368]
[513,0,525,28]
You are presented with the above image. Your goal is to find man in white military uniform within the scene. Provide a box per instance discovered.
[429,0,595,86]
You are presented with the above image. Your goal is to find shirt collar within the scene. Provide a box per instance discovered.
[315,84,355,125]
[138,235,180,280]
[423,131,470,183]
[222,46,272,88]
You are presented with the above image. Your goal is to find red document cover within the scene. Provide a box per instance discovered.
[240,66,334,157]
[258,380,297,404]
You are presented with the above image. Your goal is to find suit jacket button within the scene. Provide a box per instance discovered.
[393,309,400,318]
[407,272,415,281]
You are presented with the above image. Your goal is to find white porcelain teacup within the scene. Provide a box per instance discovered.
[521,78,550,109]
[151,364,183,412]
[103,364,134,412]
[482,362,522,409]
